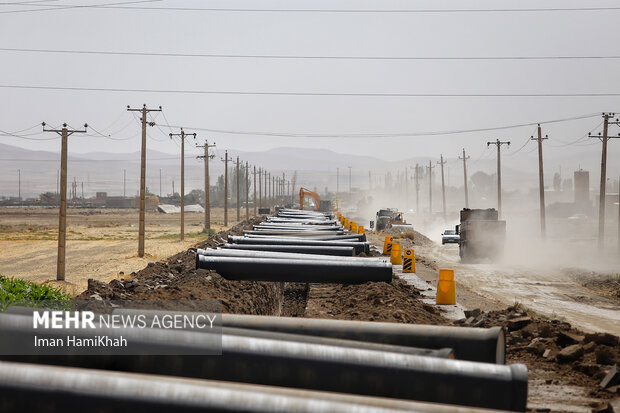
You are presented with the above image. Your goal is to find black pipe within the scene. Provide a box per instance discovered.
[0,314,526,411]
[196,248,385,263]
[221,244,355,256]
[220,314,506,365]
[0,361,517,413]
[196,255,392,283]
[113,308,449,358]
[243,230,344,236]
[227,236,370,255]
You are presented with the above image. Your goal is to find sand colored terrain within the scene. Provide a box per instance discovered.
[0,207,244,295]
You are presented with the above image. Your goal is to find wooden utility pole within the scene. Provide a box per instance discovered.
[268,173,272,205]
[197,140,216,231]
[245,161,250,220]
[589,113,620,250]
[532,125,548,238]
[348,166,352,193]
[437,155,447,220]
[253,166,257,215]
[123,169,127,197]
[459,149,470,208]
[127,104,161,257]
[234,156,241,222]
[414,164,420,214]
[258,168,263,208]
[264,170,268,208]
[169,129,196,241]
[42,122,87,281]
[426,161,435,217]
[336,168,340,195]
[221,151,232,226]
[487,139,511,218]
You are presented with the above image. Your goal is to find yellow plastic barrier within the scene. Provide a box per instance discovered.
[382,236,393,255]
[390,243,402,265]
[436,269,456,305]
[358,225,365,234]
[350,222,358,233]
[403,249,416,273]
[344,218,349,229]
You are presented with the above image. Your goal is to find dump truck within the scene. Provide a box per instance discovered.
[456,208,506,262]
[375,208,412,231]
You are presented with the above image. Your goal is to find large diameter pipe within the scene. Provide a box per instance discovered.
[244,230,344,236]
[0,361,517,413]
[221,244,355,256]
[246,233,366,242]
[228,236,370,255]
[196,255,392,283]
[196,248,386,263]
[221,314,506,365]
[114,308,448,358]
[0,314,526,411]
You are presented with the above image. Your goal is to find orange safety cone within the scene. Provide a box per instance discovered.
[390,243,402,265]
[382,236,393,255]
[358,225,365,234]
[403,249,416,273]
[436,269,456,305]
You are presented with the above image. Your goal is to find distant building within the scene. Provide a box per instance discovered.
[574,170,590,211]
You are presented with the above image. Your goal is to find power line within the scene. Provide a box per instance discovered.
[2,84,619,99]
[0,0,160,14]
[3,47,620,61]
[163,113,601,138]
[5,4,620,13]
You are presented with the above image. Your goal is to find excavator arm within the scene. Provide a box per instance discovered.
[299,187,321,211]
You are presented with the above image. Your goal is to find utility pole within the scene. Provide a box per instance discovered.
[245,161,250,220]
[487,139,511,218]
[264,170,268,208]
[234,156,241,221]
[348,166,352,193]
[42,122,87,281]
[123,169,127,197]
[221,151,232,226]
[427,161,435,217]
[169,129,196,241]
[414,164,420,214]
[336,167,340,195]
[197,140,216,231]
[17,169,21,201]
[459,149,470,208]
[531,125,548,238]
[438,155,447,220]
[127,104,161,257]
[253,166,257,216]
[589,113,619,250]
[405,168,408,211]
[258,168,263,208]
[159,168,162,198]
[268,173,272,205]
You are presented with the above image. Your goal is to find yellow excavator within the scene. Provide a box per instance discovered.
[299,187,321,211]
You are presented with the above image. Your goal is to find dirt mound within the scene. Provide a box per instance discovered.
[304,277,446,325]
[380,229,435,247]
[455,305,620,411]
[76,218,286,315]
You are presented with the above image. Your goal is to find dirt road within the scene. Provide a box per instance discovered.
[370,231,619,336]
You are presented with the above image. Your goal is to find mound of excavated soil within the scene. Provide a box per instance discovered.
[76,218,286,315]
[455,305,620,411]
[304,277,446,324]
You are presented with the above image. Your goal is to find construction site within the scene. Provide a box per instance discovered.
[1,1,620,412]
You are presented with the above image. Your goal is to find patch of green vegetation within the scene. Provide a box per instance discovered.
[0,275,72,311]
[202,228,216,235]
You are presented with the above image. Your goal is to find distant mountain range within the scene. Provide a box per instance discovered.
[0,142,610,199]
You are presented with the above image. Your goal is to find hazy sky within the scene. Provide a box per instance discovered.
[1,0,620,165]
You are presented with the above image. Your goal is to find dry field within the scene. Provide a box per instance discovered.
[0,207,243,295]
